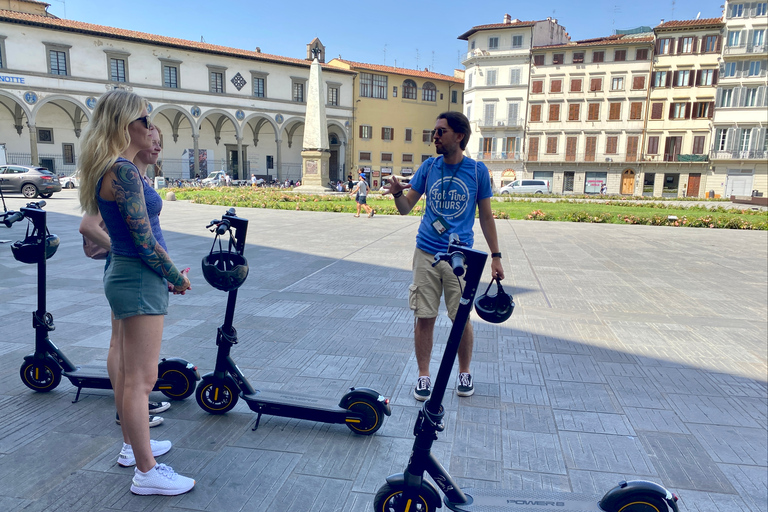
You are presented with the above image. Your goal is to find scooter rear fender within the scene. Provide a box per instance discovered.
[340,387,392,416]
[158,357,201,381]
[600,480,679,512]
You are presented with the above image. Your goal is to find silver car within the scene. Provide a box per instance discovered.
[499,179,551,195]
[0,165,62,198]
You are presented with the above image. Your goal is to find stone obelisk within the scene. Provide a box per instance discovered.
[295,50,332,192]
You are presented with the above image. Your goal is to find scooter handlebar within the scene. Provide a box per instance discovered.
[2,211,24,227]
[449,252,466,277]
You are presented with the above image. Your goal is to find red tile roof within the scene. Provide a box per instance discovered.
[328,59,464,84]
[0,9,355,73]
[458,20,537,40]
[656,18,724,30]
[534,34,654,50]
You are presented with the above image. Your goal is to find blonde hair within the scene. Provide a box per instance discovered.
[78,89,146,214]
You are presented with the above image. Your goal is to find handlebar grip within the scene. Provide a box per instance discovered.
[449,252,466,277]
[216,221,230,235]
[37,200,46,208]
[3,211,24,227]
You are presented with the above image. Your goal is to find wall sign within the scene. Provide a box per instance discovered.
[275,113,284,124]
[24,91,37,104]
[1,75,25,84]
[85,97,97,109]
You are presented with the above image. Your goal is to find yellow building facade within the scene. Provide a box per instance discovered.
[326,59,463,188]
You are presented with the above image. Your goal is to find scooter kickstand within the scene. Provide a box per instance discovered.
[251,412,263,431]
[72,387,83,404]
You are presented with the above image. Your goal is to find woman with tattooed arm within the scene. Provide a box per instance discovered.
[78,89,194,496]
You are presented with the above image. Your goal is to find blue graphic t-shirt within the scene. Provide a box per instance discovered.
[410,156,492,255]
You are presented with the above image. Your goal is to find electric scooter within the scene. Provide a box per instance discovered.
[2,201,200,402]
[195,208,392,435]
[374,235,680,512]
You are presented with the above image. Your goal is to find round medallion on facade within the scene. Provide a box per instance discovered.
[191,106,201,117]
[146,102,153,113]
[85,97,97,109]
[275,113,284,124]
[236,109,245,121]
[24,92,38,105]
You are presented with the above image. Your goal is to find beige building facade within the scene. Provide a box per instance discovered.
[526,35,654,194]
[643,18,723,198]
[326,59,463,188]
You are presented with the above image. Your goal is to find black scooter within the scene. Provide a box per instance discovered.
[196,208,392,435]
[374,235,680,512]
[2,201,200,402]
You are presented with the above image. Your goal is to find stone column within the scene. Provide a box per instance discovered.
[236,136,243,180]
[192,134,200,178]
[275,138,282,182]
[28,123,39,166]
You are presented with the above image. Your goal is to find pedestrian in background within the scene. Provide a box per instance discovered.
[78,88,194,496]
[350,172,374,218]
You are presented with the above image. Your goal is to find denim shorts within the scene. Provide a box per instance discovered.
[104,254,169,320]
[357,194,367,205]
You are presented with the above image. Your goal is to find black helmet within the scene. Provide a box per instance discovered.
[202,251,249,292]
[11,233,60,264]
[474,278,514,323]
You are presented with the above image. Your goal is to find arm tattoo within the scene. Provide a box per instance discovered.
[111,163,184,287]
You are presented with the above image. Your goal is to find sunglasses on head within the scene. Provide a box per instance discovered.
[430,127,452,138]
[134,115,152,129]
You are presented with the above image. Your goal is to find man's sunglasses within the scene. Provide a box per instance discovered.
[430,127,452,138]
[134,116,152,129]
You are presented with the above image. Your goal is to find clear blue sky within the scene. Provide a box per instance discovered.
[50,0,724,76]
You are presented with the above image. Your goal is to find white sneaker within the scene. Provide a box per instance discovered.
[118,440,173,467]
[130,463,195,496]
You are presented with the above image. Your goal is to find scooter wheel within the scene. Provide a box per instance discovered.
[20,356,61,392]
[613,496,669,512]
[373,482,436,512]
[157,362,196,400]
[345,397,384,435]
[196,374,239,414]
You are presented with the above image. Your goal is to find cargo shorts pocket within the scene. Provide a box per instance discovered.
[408,284,419,312]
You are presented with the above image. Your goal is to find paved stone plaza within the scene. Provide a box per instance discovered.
[0,190,765,512]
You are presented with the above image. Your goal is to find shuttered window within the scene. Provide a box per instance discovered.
[548,104,560,121]
[588,103,600,121]
[546,136,558,154]
[570,78,582,92]
[605,136,619,154]
[568,103,580,121]
[528,137,539,161]
[592,51,605,63]
[692,136,706,154]
[590,78,602,91]
[629,102,643,120]
[651,102,664,119]
[626,136,639,162]
[647,136,660,154]
[530,104,542,122]
[585,136,597,161]
[550,79,562,93]
[614,49,626,61]
[532,80,543,93]
[609,102,622,120]
[632,76,646,90]
[566,137,577,162]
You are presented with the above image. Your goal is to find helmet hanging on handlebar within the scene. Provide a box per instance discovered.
[201,226,249,292]
[10,221,60,264]
[474,277,514,323]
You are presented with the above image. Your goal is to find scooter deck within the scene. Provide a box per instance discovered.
[446,489,603,512]
[241,389,347,423]
[62,365,112,390]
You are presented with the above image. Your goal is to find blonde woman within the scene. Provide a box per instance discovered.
[79,89,193,495]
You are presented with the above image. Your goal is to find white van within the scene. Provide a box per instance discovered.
[499,179,551,195]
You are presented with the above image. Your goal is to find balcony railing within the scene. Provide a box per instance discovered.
[723,44,767,55]
[643,154,709,163]
[464,46,528,61]
[526,152,640,163]
[719,69,768,80]
[477,118,525,129]
[710,150,768,160]
[474,152,524,162]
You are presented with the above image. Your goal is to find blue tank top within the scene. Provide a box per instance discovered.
[97,157,168,258]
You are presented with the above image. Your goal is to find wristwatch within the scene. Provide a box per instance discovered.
[491,252,502,259]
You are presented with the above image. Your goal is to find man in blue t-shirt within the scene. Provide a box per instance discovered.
[383,112,505,401]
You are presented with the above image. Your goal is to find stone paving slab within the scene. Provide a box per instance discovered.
[0,189,765,511]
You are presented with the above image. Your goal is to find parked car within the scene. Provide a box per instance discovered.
[59,172,79,189]
[499,179,551,195]
[0,165,62,198]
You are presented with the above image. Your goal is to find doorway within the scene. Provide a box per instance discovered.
[686,173,701,197]
[225,145,248,180]
[329,150,339,182]
[621,169,635,195]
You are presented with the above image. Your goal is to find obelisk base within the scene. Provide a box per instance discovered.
[295,149,333,193]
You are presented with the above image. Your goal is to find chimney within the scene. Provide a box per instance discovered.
[255,47,261,53]
[660,19,665,24]
[503,13,512,24]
